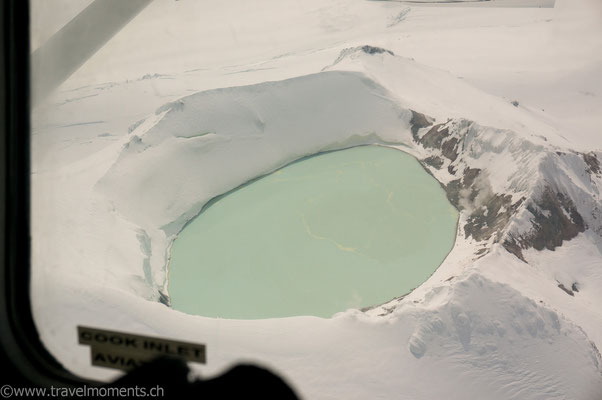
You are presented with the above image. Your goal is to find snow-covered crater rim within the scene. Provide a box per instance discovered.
[97,68,601,322]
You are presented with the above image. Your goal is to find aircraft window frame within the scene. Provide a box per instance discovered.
[0,0,95,387]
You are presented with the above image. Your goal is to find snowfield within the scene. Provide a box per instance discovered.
[31,0,602,399]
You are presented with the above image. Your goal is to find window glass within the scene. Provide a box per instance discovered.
[30,1,602,398]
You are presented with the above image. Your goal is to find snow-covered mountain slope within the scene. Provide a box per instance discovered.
[31,0,602,399]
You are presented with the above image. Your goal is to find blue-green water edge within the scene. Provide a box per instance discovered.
[168,146,458,319]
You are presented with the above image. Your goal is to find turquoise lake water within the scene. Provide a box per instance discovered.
[168,146,458,319]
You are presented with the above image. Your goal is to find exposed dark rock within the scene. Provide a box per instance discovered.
[442,169,479,210]
[423,155,444,169]
[438,162,526,248]
[464,194,517,242]
[362,293,407,315]
[557,283,575,297]
[504,187,586,262]
[420,125,449,149]
[377,306,396,317]
[583,152,601,175]
[360,45,395,56]
[511,100,519,107]
[441,137,459,162]
[468,186,479,203]
[158,290,171,307]
[412,119,459,163]
[409,110,433,139]
[444,179,463,207]
[326,46,396,71]
[524,188,585,251]
[463,168,481,187]
[503,238,526,262]
[475,248,488,256]
[409,114,587,261]
[571,282,580,293]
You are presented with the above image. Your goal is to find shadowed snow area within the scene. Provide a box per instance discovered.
[31,0,602,398]
[98,71,412,233]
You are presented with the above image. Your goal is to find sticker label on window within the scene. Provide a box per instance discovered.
[78,326,206,371]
